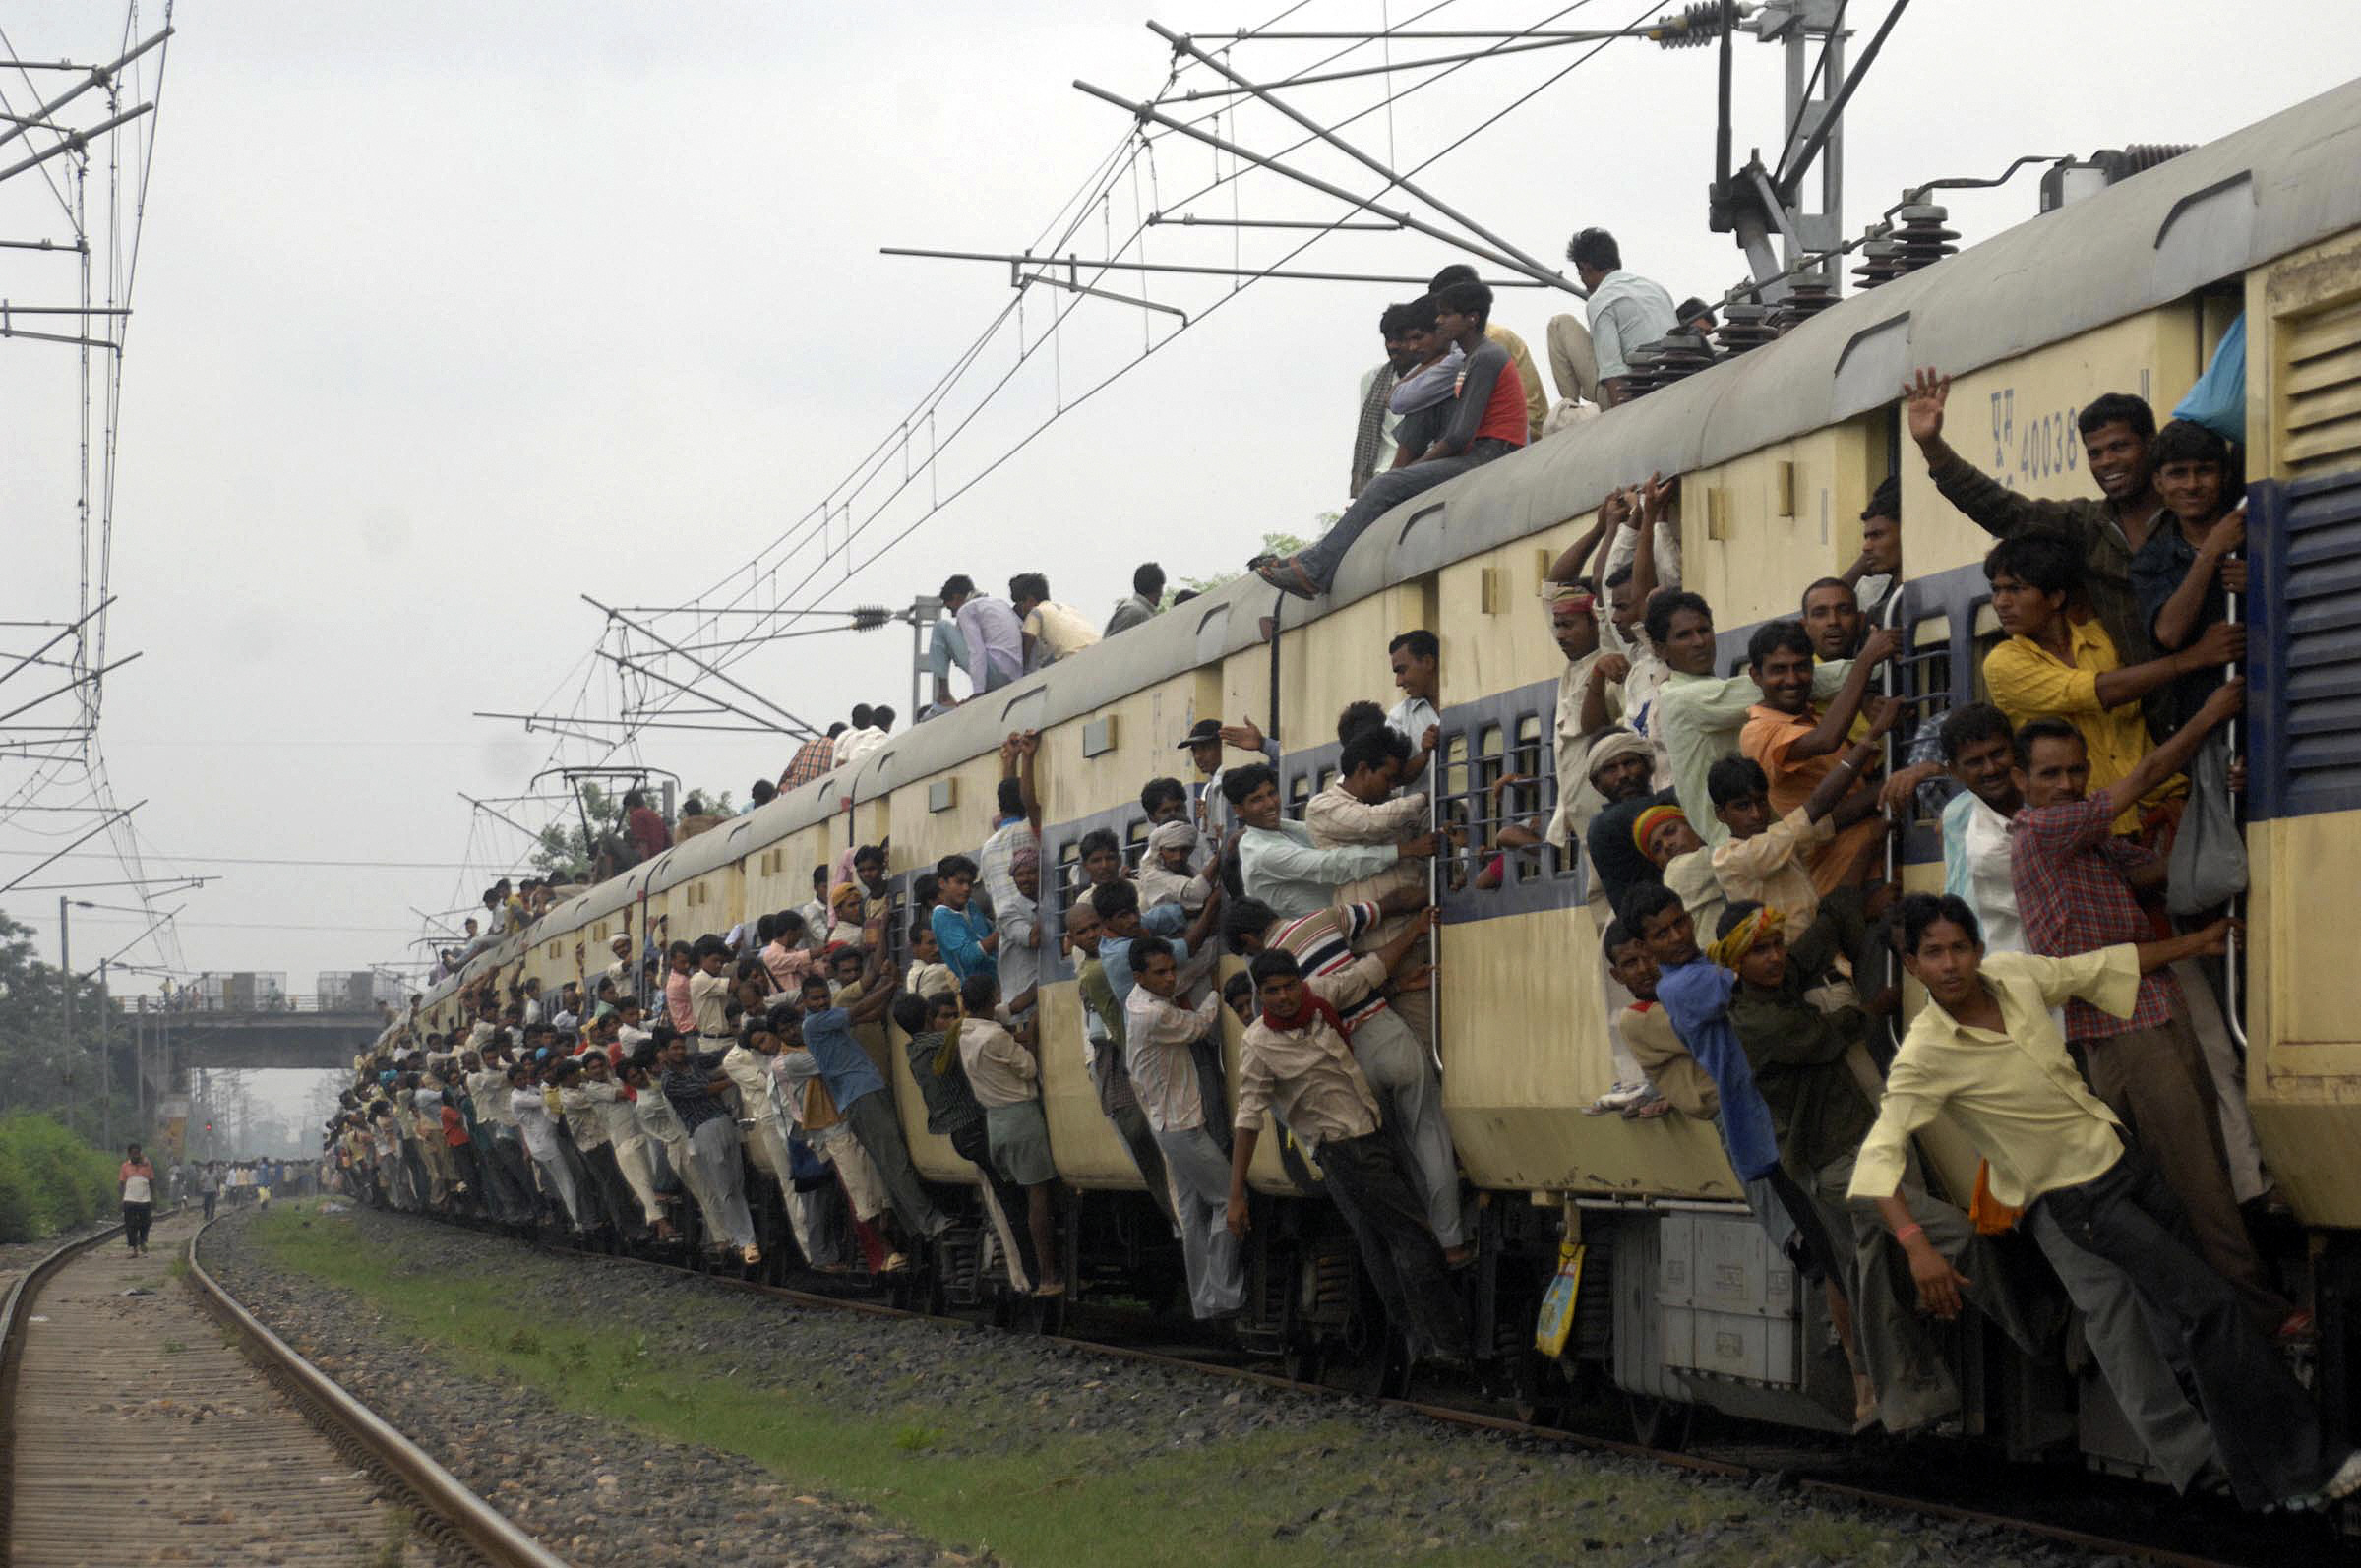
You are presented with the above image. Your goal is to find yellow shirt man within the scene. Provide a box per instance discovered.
[1981,615,2181,832]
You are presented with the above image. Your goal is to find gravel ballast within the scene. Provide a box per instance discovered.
[199,1204,2121,1568]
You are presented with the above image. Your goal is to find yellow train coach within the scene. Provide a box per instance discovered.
[410,77,2361,1472]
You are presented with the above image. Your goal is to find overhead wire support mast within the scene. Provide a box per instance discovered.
[1154,28,1663,100]
[1145,22,1581,297]
[580,594,822,740]
[0,24,173,155]
[1068,81,1579,296]
[0,99,152,188]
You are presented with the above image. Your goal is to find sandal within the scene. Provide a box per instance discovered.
[1252,556,1320,600]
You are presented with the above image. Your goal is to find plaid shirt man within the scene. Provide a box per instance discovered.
[2008,794,2177,1040]
[781,735,834,788]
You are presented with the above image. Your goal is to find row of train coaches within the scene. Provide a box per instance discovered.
[382,83,2361,1474]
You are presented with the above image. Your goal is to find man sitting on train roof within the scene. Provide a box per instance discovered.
[1719,897,2050,1433]
[1856,895,2361,1513]
[1429,262,1545,443]
[1738,620,1905,898]
[780,723,842,788]
[1104,560,1165,637]
[840,708,892,769]
[1980,532,2238,836]
[1232,948,1470,1370]
[1253,279,1527,600]
[1229,763,1438,921]
[1008,571,1100,673]
[1567,227,1679,410]
[1652,589,1861,851]
[2008,694,2290,1340]
[1350,301,1422,501]
[1905,368,2167,681]
[2130,419,2246,738]
[940,573,1024,694]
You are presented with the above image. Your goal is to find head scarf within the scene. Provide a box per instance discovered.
[1009,841,1041,877]
[1706,905,1786,972]
[1545,581,1597,613]
[1585,728,1655,788]
[1147,819,1198,857]
[1631,803,1688,860]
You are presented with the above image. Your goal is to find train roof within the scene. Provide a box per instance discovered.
[419,75,2361,1010]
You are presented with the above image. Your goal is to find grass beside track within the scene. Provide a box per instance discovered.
[249,1203,1923,1567]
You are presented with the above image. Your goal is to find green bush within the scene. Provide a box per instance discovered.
[0,1114,119,1243]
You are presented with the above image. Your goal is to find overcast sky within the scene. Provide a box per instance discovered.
[3,0,2353,1014]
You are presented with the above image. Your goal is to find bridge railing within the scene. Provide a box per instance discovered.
[115,994,389,1018]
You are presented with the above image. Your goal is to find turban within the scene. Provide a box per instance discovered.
[1147,819,1198,856]
[1630,803,1688,860]
[1706,905,1786,971]
[1009,841,1040,876]
[1585,728,1655,786]
[1545,581,1597,613]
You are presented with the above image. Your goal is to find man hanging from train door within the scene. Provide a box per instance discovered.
[2006,692,2297,1341]
[1859,894,2361,1514]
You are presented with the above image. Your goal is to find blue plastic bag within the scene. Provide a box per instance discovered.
[2172,313,2246,446]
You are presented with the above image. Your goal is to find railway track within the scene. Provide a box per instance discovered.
[0,1208,568,1568]
[489,1214,2319,1568]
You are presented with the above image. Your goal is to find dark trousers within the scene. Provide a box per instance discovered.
[1315,1131,1468,1359]
[123,1202,152,1249]
[1295,438,1514,591]
[2038,1151,2332,1508]
[581,1143,646,1238]
[949,1118,1040,1282]
[843,1093,948,1240]
[200,1191,216,1221]
[2079,1016,2285,1333]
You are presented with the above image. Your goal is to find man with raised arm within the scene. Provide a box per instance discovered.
[2008,682,2291,1336]
[1903,367,2165,674]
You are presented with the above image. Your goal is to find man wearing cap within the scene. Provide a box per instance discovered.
[1180,715,1278,839]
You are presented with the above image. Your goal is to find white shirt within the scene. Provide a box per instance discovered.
[833,726,888,767]
[1123,988,1222,1135]
[1962,796,2028,955]
[512,1086,561,1161]
[634,1084,689,1147]
[1585,269,1680,380]
[1618,652,1676,790]
[722,1045,781,1123]
[579,1078,645,1149]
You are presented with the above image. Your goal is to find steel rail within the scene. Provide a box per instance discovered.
[0,1215,141,1562]
[184,1216,571,1568]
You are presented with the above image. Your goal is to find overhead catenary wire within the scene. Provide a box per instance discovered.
[455,0,1654,976]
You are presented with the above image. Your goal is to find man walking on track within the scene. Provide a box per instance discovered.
[119,1143,155,1256]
